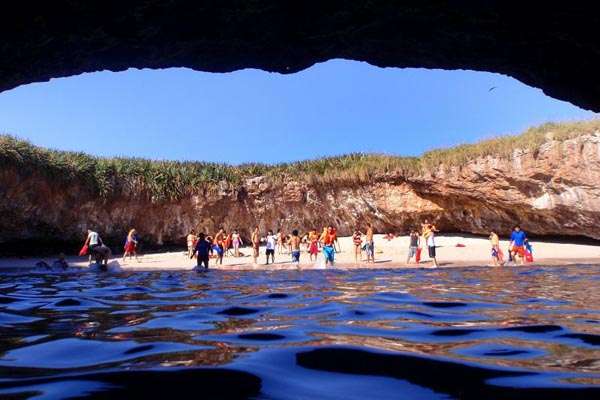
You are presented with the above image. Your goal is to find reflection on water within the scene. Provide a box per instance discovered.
[0,266,599,399]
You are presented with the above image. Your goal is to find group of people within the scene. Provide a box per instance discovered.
[186,228,244,266]
[186,221,446,270]
[490,225,533,266]
[403,220,439,267]
[79,221,534,270]
[188,225,343,269]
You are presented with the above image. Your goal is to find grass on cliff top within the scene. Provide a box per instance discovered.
[1,119,599,201]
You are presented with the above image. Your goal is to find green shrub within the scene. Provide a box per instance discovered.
[2,119,598,201]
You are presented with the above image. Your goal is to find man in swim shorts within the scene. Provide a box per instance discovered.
[321,226,336,267]
[509,225,527,265]
[290,229,301,268]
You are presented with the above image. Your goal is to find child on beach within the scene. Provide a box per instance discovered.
[123,228,139,262]
[266,230,277,264]
[407,229,420,264]
[290,230,301,268]
[190,232,211,270]
[352,229,363,263]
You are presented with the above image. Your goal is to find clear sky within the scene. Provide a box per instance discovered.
[0,59,596,164]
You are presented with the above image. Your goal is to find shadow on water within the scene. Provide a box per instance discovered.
[296,346,600,400]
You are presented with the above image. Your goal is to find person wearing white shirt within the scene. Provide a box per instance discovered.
[265,230,277,265]
[426,228,438,268]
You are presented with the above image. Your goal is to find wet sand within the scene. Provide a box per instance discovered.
[2,234,600,271]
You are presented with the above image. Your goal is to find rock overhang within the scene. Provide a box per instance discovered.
[1,2,600,110]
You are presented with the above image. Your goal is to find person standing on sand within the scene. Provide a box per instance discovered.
[83,229,110,266]
[426,225,438,267]
[407,229,420,264]
[320,226,336,267]
[213,228,225,265]
[332,227,341,253]
[276,229,284,255]
[352,229,363,263]
[251,226,260,264]
[509,225,527,265]
[290,230,301,268]
[123,228,139,262]
[190,232,211,270]
[366,224,375,263]
[489,231,503,266]
[308,230,319,262]
[232,229,243,257]
[187,229,197,258]
[265,230,277,264]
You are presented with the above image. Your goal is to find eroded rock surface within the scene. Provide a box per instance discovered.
[2,134,600,248]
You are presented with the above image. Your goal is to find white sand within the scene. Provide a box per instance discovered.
[2,234,600,271]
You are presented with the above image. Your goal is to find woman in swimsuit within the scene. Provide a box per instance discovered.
[232,229,243,257]
[352,229,363,263]
[123,228,139,262]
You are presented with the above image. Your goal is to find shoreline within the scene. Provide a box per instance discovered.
[1,234,600,271]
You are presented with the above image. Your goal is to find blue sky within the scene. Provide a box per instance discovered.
[0,59,596,164]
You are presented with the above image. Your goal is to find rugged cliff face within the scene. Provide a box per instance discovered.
[2,132,600,252]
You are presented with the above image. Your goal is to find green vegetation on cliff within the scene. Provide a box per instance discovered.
[1,119,599,201]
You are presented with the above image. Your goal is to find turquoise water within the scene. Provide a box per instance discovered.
[0,265,599,399]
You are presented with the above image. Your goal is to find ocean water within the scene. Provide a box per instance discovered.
[0,265,599,399]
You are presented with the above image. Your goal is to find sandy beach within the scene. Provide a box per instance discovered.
[2,234,600,271]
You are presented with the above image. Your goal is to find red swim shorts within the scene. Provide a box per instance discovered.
[512,245,525,256]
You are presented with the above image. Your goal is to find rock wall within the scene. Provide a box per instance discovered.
[2,134,600,251]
